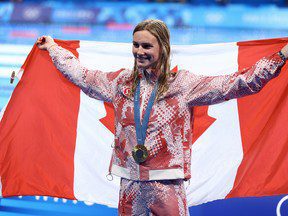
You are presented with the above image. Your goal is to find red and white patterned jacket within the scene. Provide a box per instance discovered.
[49,45,285,181]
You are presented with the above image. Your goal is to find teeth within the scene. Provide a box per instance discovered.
[137,55,148,59]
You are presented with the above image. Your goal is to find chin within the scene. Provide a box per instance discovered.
[137,64,149,70]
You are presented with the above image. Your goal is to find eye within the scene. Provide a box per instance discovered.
[133,42,139,48]
[142,44,152,49]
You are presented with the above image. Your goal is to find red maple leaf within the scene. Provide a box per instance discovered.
[100,103,216,144]
[99,66,217,141]
[99,102,115,134]
[192,106,216,144]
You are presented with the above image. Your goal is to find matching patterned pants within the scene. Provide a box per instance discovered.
[118,178,189,216]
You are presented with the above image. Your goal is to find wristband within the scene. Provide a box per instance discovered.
[278,51,287,62]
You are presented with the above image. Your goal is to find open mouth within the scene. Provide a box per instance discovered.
[136,54,151,61]
[137,58,147,62]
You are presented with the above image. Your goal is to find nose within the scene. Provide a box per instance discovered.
[137,46,145,56]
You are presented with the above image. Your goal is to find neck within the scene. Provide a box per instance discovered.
[139,68,159,83]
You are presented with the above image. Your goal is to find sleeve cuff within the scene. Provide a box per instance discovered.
[47,43,58,53]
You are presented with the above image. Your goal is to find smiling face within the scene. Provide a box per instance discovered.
[132,30,160,71]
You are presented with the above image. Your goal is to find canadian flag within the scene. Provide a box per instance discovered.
[0,38,287,208]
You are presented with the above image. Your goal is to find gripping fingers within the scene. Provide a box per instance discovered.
[36,36,46,45]
[36,35,56,50]
[36,36,53,50]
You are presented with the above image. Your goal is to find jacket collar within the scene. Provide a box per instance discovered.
[138,68,158,84]
[118,67,179,101]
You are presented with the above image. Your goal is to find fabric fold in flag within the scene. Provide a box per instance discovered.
[0,38,287,207]
[0,41,81,199]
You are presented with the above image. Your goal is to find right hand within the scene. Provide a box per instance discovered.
[36,36,56,50]
[281,43,288,59]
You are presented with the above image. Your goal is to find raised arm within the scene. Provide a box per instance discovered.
[181,46,287,107]
[36,36,123,102]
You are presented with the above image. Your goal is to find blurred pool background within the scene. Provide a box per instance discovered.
[0,0,288,215]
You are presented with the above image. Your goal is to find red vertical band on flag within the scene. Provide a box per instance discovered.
[0,40,80,198]
[227,38,288,198]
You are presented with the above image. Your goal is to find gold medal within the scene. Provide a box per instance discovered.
[132,145,148,163]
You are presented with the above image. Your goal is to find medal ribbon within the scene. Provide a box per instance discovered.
[134,79,158,145]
